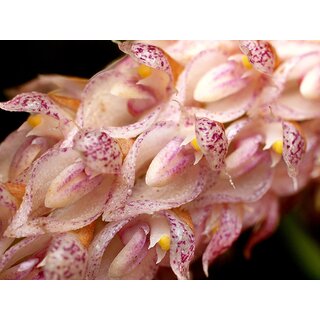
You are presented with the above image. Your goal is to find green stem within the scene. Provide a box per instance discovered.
[281,214,320,279]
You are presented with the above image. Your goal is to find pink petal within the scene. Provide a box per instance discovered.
[5,74,86,99]
[78,68,163,138]
[271,40,320,60]
[0,235,51,273]
[0,92,71,124]
[192,153,272,207]
[183,49,228,105]
[161,210,195,280]
[146,137,194,187]
[119,41,172,77]
[300,66,320,100]
[86,219,130,279]
[9,136,53,181]
[73,129,122,174]
[273,89,320,121]
[244,193,279,259]
[0,258,39,280]
[202,78,260,123]
[239,40,275,75]
[202,204,242,276]
[193,60,248,102]
[43,233,88,280]
[271,146,314,196]
[282,121,306,180]
[108,223,149,279]
[44,161,103,209]
[121,246,158,280]
[225,135,262,178]
[0,128,30,183]
[102,121,178,221]
[109,163,207,220]
[195,117,228,171]
[103,106,162,139]
[225,117,251,145]
[5,147,79,236]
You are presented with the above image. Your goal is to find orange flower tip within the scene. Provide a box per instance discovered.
[158,234,171,251]
[116,138,134,158]
[48,92,81,111]
[190,138,201,152]
[272,140,283,155]
[241,55,253,70]
[172,207,194,231]
[5,182,26,201]
[211,225,220,235]
[27,114,42,127]
[138,64,153,78]
[73,222,96,248]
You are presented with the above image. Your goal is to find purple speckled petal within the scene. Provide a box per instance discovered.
[282,121,306,180]
[86,219,130,279]
[272,146,315,197]
[244,193,279,259]
[103,106,162,139]
[109,163,207,220]
[146,137,194,187]
[239,40,275,75]
[73,129,122,175]
[119,41,171,75]
[43,233,88,280]
[202,204,242,276]
[161,210,195,280]
[195,117,228,171]
[0,92,71,124]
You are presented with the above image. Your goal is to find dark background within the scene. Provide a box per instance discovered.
[0,41,312,279]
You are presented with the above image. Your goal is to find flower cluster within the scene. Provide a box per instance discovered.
[1,40,320,280]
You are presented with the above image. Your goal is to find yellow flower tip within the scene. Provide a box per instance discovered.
[138,64,153,78]
[211,225,220,235]
[241,55,253,70]
[158,234,171,251]
[272,140,283,155]
[191,138,201,152]
[27,114,42,127]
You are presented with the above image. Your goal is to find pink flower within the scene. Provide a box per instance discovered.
[0,40,319,279]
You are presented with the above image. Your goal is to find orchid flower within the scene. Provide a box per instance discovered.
[1,40,320,279]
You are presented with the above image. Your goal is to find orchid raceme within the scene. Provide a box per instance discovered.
[0,40,320,280]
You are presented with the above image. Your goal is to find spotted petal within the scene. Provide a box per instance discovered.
[73,129,122,174]
[202,204,242,276]
[0,92,71,126]
[195,117,228,171]
[161,210,195,280]
[239,40,275,75]
[43,233,88,280]
[282,121,306,181]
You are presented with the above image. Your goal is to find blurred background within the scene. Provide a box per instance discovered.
[0,41,319,280]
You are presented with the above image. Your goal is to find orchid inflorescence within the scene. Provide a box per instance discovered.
[0,40,320,280]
